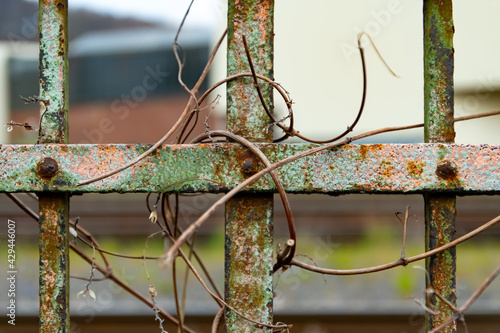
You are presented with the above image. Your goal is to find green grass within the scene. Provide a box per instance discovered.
[10,224,500,305]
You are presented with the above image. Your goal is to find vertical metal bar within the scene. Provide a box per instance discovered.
[39,194,70,332]
[423,1,456,332]
[38,1,70,332]
[225,1,274,332]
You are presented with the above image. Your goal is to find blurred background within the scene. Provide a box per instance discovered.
[0,1,499,332]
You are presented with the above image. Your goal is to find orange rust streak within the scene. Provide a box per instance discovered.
[256,1,271,44]
[407,160,425,177]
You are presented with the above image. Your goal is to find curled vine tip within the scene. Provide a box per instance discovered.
[357,32,399,78]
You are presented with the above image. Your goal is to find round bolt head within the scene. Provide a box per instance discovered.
[436,160,457,179]
[37,157,59,178]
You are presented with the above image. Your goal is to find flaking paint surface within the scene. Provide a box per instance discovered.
[226,1,274,331]
[39,194,70,331]
[38,0,69,144]
[0,143,499,194]
[423,2,457,331]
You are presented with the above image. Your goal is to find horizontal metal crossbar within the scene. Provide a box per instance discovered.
[1,143,499,194]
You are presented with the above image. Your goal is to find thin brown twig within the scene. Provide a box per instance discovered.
[289,32,370,144]
[71,244,198,332]
[6,193,116,268]
[454,109,500,122]
[395,206,410,262]
[179,232,196,332]
[72,219,111,270]
[166,195,184,333]
[171,193,186,333]
[197,72,293,124]
[174,244,290,330]
[178,108,200,144]
[160,111,500,266]
[75,234,160,260]
[241,35,277,126]
[357,32,399,77]
[160,194,223,299]
[240,31,367,144]
[275,239,295,270]
[5,193,39,222]
[11,194,197,332]
[191,130,297,268]
[155,199,225,328]
[77,28,228,186]
[241,32,397,143]
[172,258,184,333]
[429,263,500,333]
[290,215,500,275]
[172,0,200,148]
[211,307,224,333]
[433,289,459,313]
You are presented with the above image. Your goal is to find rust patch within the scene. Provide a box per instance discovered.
[58,25,65,56]
[238,150,260,176]
[256,1,271,44]
[358,144,383,159]
[225,194,273,331]
[379,160,394,178]
[359,145,368,159]
[407,160,425,177]
[37,157,59,179]
[436,160,456,180]
[39,194,70,331]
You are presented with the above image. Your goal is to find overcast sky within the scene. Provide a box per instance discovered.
[29,0,224,27]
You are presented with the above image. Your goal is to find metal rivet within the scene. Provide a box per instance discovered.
[436,160,457,179]
[241,158,255,174]
[37,157,59,178]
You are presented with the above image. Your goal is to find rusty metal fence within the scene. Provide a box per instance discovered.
[2,0,500,332]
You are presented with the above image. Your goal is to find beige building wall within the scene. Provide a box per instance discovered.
[0,41,38,144]
[210,0,500,144]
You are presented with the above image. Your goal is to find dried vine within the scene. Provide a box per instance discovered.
[6,2,500,332]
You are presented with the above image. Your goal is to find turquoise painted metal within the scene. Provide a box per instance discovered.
[1,143,500,194]
[424,0,455,144]
[225,1,274,331]
[226,0,274,142]
[5,0,499,332]
[38,1,70,332]
[38,0,69,144]
[39,194,70,332]
[423,1,457,332]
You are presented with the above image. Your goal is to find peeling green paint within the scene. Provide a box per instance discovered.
[38,0,69,144]
[424,0,455,144]
[225,1,274,331]
[423,1,457,332]
[226,0,274,143]
[39,194,70,332]
[1,143,500,194]
[225,195,273,332]
[4,2,497,332]
[38,1,70,332]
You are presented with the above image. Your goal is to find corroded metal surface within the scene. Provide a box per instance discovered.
[424,0,455,143]
[424,1,457,332]
[38,1,70,332]
[38,0,69,144]
[225,1,274,331]
[226,0,274,142]
[225,195,273,332]
[39,194,70,332]
[1,143,500,194]
[4,1,492,332]
[424,194,456,329]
